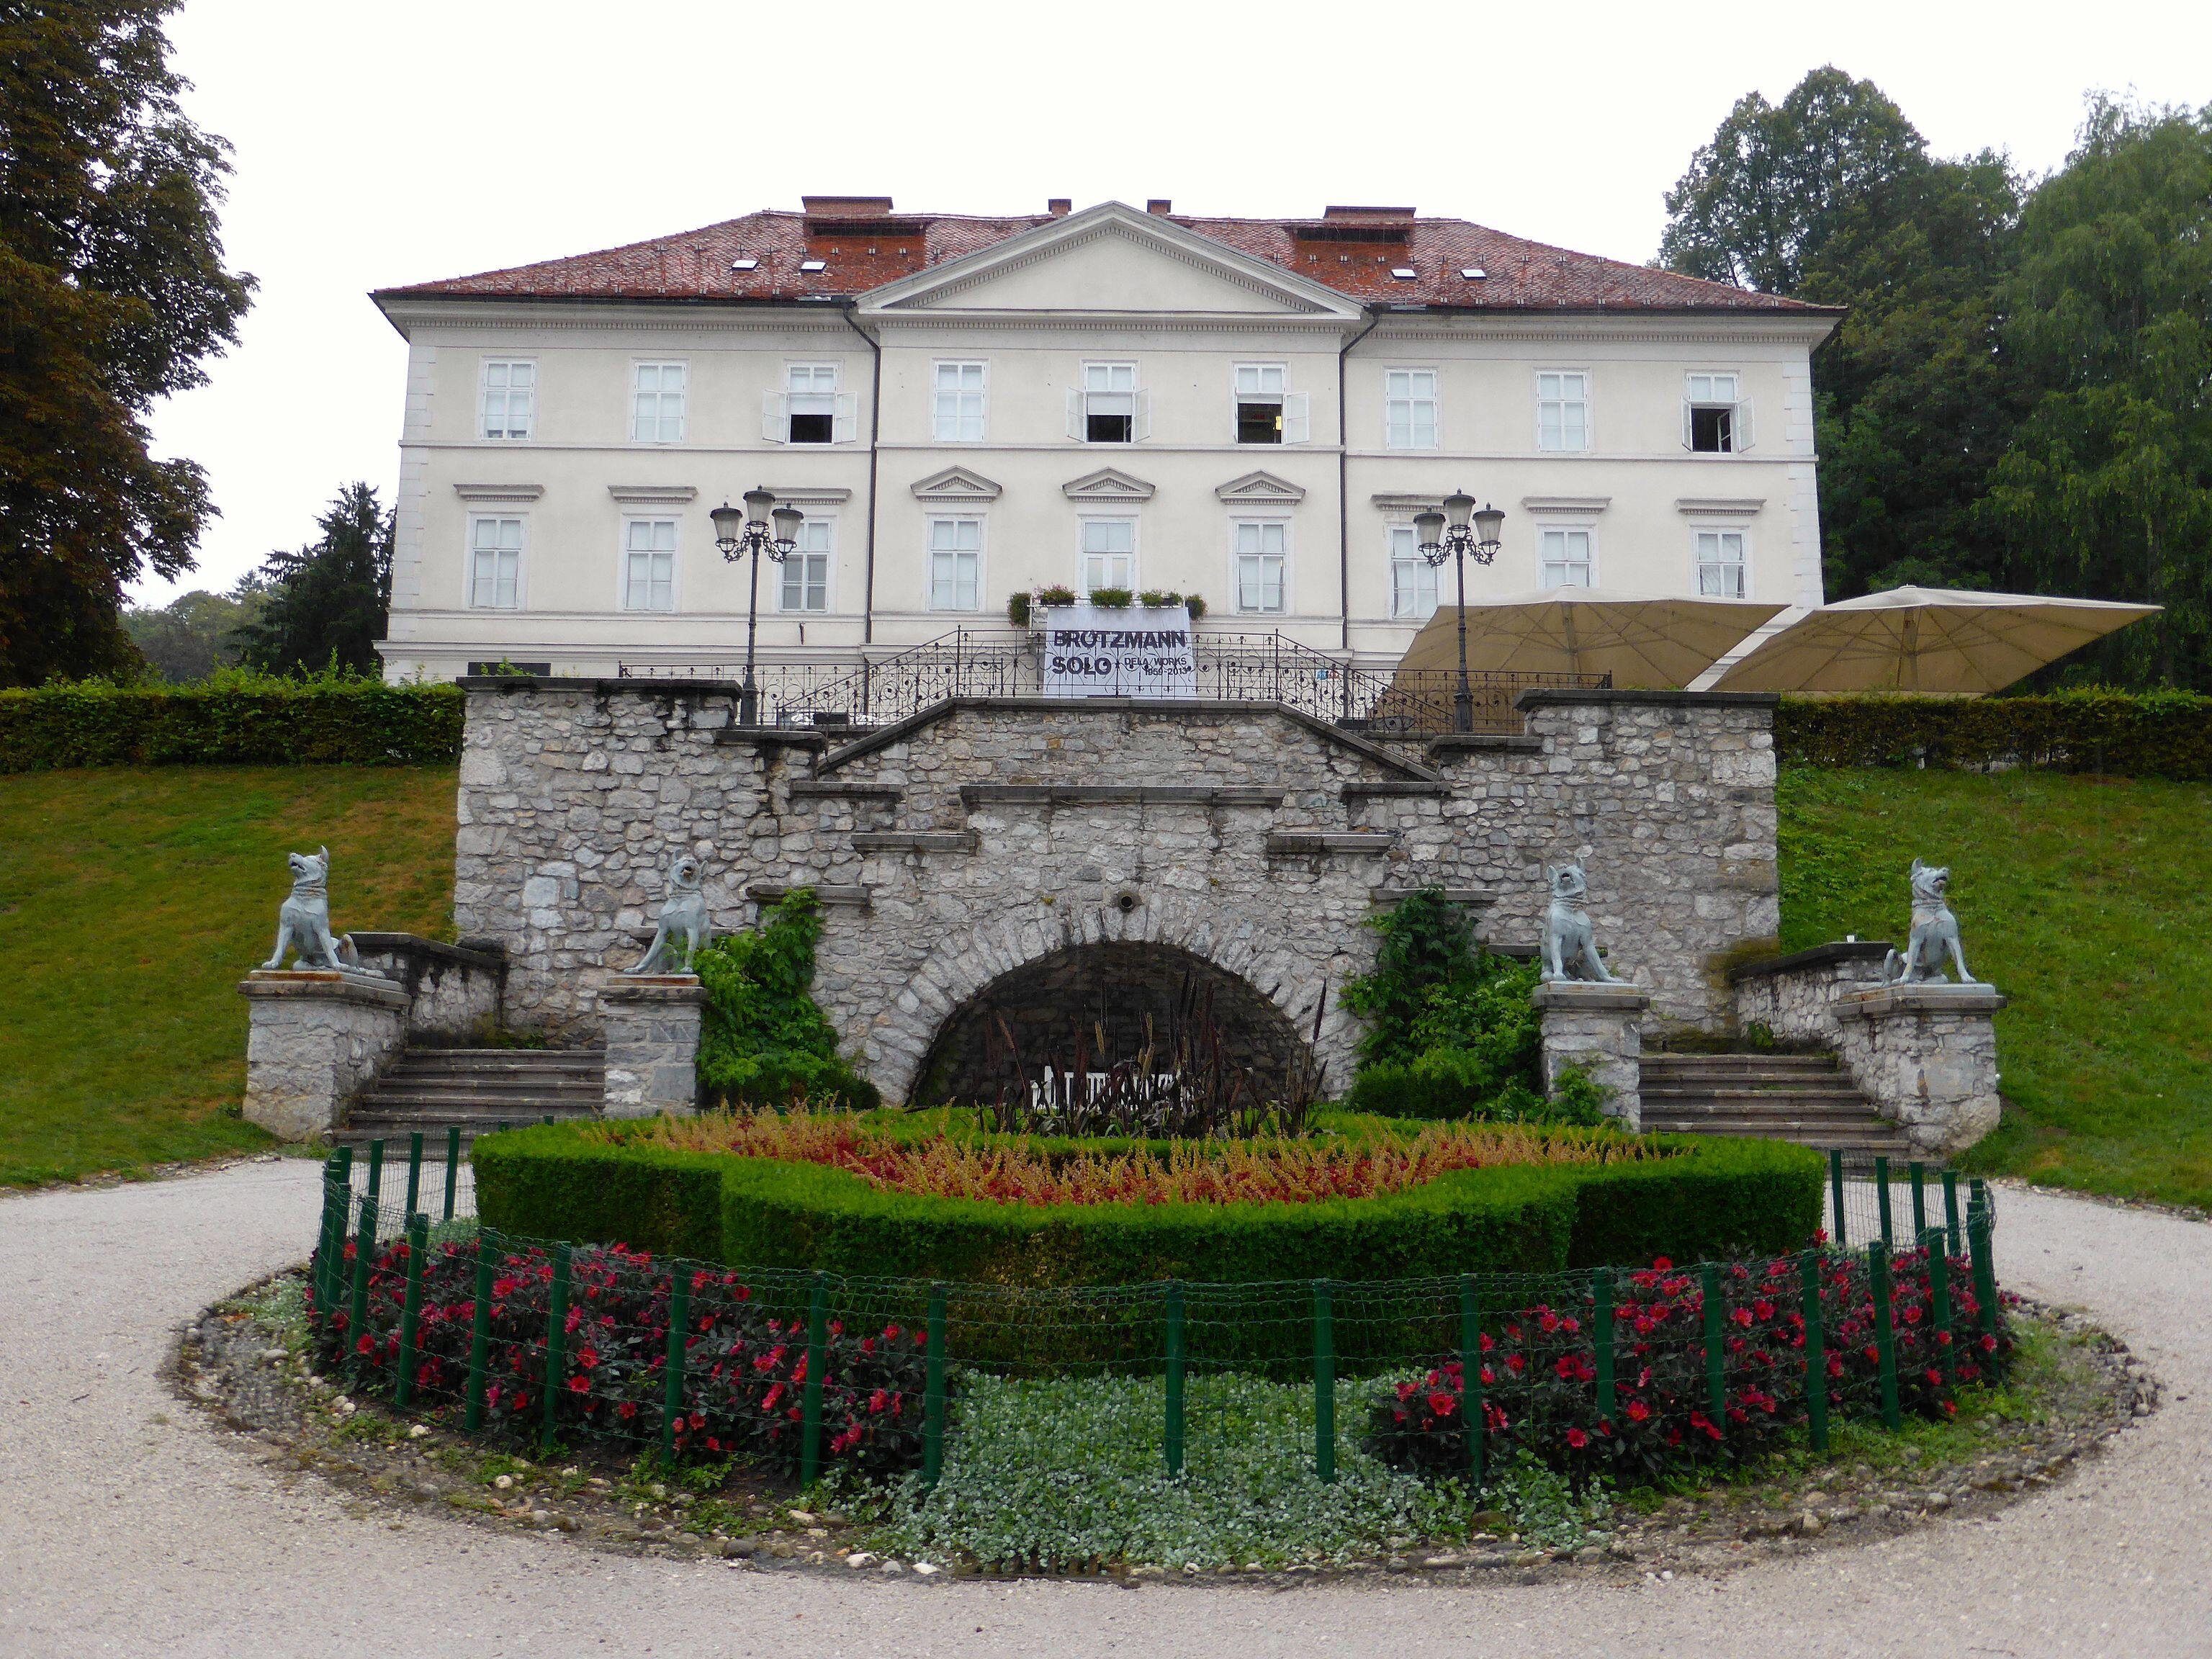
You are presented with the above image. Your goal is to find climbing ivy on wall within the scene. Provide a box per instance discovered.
[694,889,881,1110]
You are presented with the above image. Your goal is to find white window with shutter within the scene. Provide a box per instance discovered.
[1388,523,1439,619]
[1233,520,1288,613]
[780,517,834,612]
[631,361,686,443]
[1385,368,1439,450]
[1683,372,1753,453]
[1694,528,1749,598]
[620,518,678,612]
[1079,517,1137,593]
[1535,371,1590,452]
[467,516,524,609]
[1233,363,1307,446]
[480,360,534,440]
[932,361,987,442]
[1071,362,1144,444]
[927,517,982,610]
[1539,526,1595,589]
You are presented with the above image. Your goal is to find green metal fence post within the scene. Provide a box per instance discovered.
[1829,1150,1848,1247]
[347,1191,379,1361]
[1925,1228,1954,1388]
[464,1230,496,1434]
[1313,1281,1336,1483]
[1593,1267,1616,1422]
[541,1242,572,1453]
[800,1272,828,1488]
[1909,1161,1928,1238]
[395,1213,428,1409]
[661,1271,691,1457]
[314,1153,344,1318]
[1874,1155,1894,1247]
[405,1132,425,1220]
[443,1125,462,1222]
[1701,1263,1726,1431]
[1459,1274,1484,1489]
[364,1137,385,1202]
[922,1282,948,1489]
[1869,1241,1902,1431]
[1163,1281,1187,1477]
[1968,1186,1999,1341]
[1799,1247,1828,1454]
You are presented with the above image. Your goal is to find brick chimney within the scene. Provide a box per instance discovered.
[1146,198,1173,215]
[1048,198,1071,217]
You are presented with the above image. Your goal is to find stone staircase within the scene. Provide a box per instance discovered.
[339,1047,606,1147]
[1640,1051,1917,1154]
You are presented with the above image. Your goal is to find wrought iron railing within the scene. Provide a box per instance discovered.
[617,631,1608,742]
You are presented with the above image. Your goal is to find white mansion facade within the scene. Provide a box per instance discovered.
[371,198,1839,681]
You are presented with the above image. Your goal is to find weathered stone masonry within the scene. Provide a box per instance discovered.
[451,682,1781,1103]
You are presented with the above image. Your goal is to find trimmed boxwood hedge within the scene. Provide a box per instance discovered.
[471,1123,1823,1289]
[0,679,463,771]
[1775,689,2212,781]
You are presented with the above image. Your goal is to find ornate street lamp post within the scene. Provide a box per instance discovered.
[711,487,803,727]
[1415,490,1506,732]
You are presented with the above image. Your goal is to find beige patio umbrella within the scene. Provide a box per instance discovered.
[1710,586,2160,694]
[1395,587,1787,690]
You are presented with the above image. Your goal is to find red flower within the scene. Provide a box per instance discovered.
[1427,1391,1457,1417]
[1625,1398,1650,1422]
[1566,1427,1588,1449]
[567,1374,590,1395]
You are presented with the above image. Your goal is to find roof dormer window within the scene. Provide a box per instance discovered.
[798,258,827,273]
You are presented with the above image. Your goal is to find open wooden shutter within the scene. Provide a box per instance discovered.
[1281,392,1310,445]
[1132,389,1151,443]
[1680,398,1694,450]
[1735,397,1755,451]
[1066,387,1084,440]
[761,392,787,444]
[832,393,858,444]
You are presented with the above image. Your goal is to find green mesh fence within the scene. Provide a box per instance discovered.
[307,1133,2011,1497]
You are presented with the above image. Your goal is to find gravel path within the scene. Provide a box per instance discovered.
[2,1161,2206,1658]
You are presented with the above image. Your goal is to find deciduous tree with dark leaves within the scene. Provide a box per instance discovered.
[0,1,254,685]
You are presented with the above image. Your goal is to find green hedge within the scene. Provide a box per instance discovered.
[1776,689,2212,780]
[0,679,463,771]
[472,1124,1822,1288]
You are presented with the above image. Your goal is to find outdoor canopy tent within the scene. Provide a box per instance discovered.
[1709,586,2161,694]
[1395,587,1787,690]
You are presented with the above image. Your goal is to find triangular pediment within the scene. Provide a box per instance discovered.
[856,202,1367,320]
[1214,470,1307,505]
[1062,467,1156,503]
[911,465,1004,503]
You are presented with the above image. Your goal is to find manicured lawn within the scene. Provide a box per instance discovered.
[1776,767,2212,1211]
[0,767,457,1186]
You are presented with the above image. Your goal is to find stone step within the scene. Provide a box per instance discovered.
[1642,1057,1843,1076]
[379,1048,604,1073]
[1641,1087,1871,1107]
[343,1044,607,1143]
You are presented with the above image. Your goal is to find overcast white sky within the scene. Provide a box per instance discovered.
[134,0,2211,604]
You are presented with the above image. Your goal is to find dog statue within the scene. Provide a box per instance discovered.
[1884,858,1979,985]
[261,847,372,974]
[1541,861,1624,984]
[624,853,712,975]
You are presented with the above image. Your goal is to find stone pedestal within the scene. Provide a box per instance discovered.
[598,976,709,1118]
[1533,981,1652,1130]
[238,970,410,1141]
[1834,982,2007,1157]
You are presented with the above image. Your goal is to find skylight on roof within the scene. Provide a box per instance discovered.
[798,258,827,272]
[731,258,758,271]
[1460,266,1488,279]
[1390,267,1417,280]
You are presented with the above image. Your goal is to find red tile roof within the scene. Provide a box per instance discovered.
[374,207,1830,314]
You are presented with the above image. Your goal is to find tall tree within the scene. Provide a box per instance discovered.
[0,1,254,684]
[1660,68,2026,599]
[120,583,263,680]
[233,483,392,675]
[1986,97,2212,688]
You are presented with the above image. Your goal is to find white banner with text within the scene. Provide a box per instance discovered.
[1039,605,1197,699]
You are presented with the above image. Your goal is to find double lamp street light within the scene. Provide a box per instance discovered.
[1415,490,1506,732]
[711,487,804,727]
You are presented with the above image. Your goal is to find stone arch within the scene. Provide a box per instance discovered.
[912,939,1315,1107]
[851,896,1363,1105]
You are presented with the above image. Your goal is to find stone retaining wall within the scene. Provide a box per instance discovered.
[451,682,1781,1103]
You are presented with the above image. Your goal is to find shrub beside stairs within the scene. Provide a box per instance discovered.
[338,1047,605,1148]
[1639,1051,1917,1155]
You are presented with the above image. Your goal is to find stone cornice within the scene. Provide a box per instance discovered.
[1063,467,1156,503]
[1675,495,1768,516]
[1215,469,1306,505]
[1521,495,1613,515]
[607,483,698,504]
[911,465,1003,503]
[453,482,544,503]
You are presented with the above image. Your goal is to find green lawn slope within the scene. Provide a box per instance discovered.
[1,763,2204,1210]
[0,767,457,1186]
[1777,768,2212,1210]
